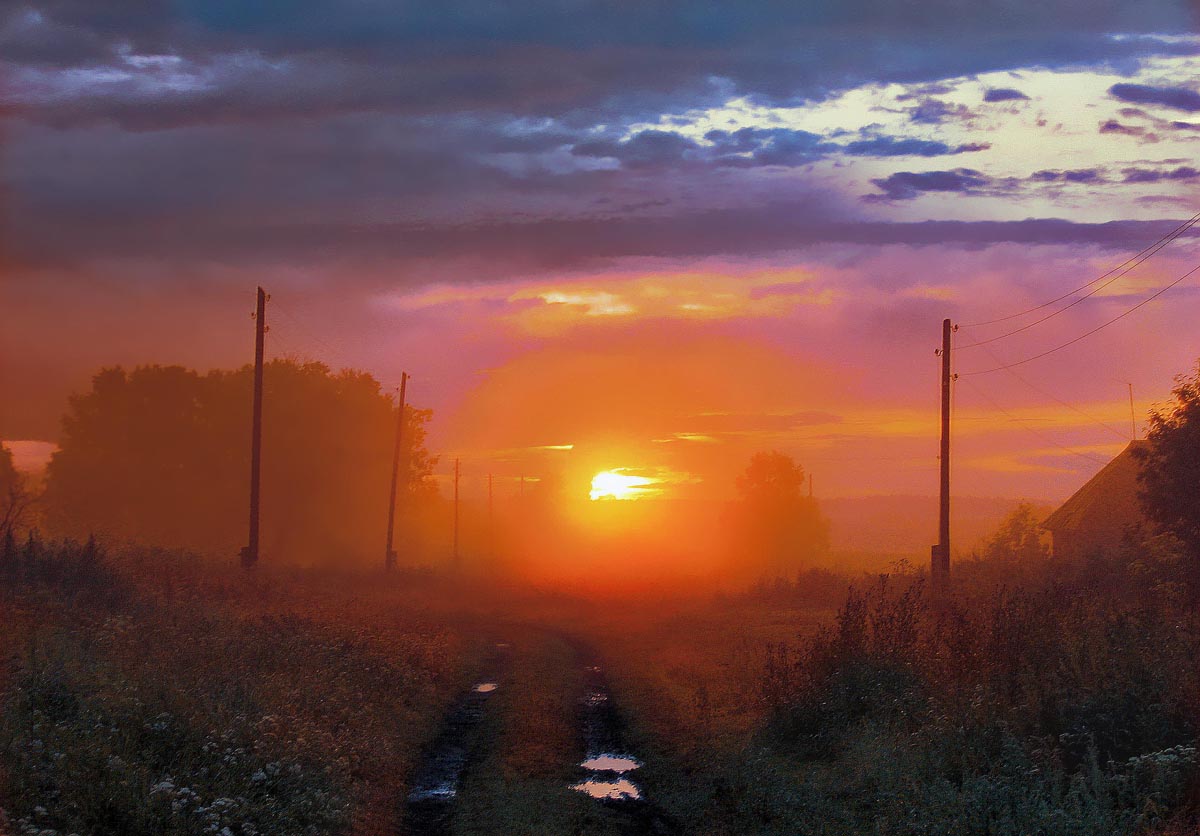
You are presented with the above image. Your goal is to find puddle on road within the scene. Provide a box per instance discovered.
[571,776,643,801]
[405,644,511,834]
[581,753,641,772]
[407,781,457,802]
[570,653,650,808]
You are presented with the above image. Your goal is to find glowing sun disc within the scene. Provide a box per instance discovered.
[590,470,655,501]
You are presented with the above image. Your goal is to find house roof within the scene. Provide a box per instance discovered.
[1042,440,1147,533]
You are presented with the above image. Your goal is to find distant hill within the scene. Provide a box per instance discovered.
[822,495,1055,571]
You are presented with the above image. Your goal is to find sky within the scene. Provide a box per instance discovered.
[4,0,1200,505]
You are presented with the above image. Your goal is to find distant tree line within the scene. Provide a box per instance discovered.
[42,360,436,566]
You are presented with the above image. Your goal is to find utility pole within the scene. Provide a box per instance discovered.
[931,318,953,598]
[241,286,267,569]
[384,372,409,571]
[453,458,461,565]
[488,473,494,557]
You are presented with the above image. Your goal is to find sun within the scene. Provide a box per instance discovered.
[589,470,656,501]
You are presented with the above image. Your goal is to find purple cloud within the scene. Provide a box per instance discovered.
[866,168,991,201]
[572,130,701,169]
[983,87,1029,102]
[1121,165,1200,183]
[842,136,990,157]
[1109,83,1200,112]
[1098,119,1159,142]
[1031,168,1107,184]
[908,97,974,124]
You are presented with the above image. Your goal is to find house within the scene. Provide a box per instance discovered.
[1042,440,1149,561]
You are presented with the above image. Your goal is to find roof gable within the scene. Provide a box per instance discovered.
[1042,441,1147,533]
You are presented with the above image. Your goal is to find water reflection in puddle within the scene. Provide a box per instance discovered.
[472,682,498,693]
[571,776,642,801]
[581,753,641,772]
[408,781,457,802]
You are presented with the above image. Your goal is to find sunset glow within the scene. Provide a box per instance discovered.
[589,470,658,501]
[6,3,1200,530]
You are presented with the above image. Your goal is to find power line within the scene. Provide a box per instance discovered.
[972,339,1131,442]
[270,303,358,370]
[269,301,409,391]
[958,210,1200,328]
[957,213,1200,349]
[957,376,1110,466]
[960,260,1200,376]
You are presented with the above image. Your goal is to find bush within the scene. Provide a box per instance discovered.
[756,558,1200,834]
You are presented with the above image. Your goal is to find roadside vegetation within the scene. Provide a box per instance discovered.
[0,539,482,836]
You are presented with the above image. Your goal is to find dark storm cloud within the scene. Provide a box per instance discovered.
[983,87,1030,102]
[1109,83,1200,112]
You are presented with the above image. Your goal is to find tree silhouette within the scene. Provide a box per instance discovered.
[0,443,17,500]
[729,451,829,578]
[1136,361,1200,594]
[0,442,35,545]
[44,361,436,565]
[980,503,1049,565]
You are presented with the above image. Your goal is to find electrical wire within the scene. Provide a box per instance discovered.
[958,210,1200,328]
[972,339,1131,442]
[957,213,1200,348]
[959,260,1200,376]
[957,376,1111,466]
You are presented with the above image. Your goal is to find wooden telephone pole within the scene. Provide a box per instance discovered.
[385,372,409,571]
[488,473,494,557]
[453,458,461,564]
[932,318,953,597]
[242,286,267,569]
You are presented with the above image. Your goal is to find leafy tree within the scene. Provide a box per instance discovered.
[728,451,829,578]
[0,442,35,545]
[43,361,436,565]
[1136,361,1200,593]
[0,443,16,491]
[981,503,1049,564]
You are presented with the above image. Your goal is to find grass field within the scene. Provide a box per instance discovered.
[3,538,1199,835]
